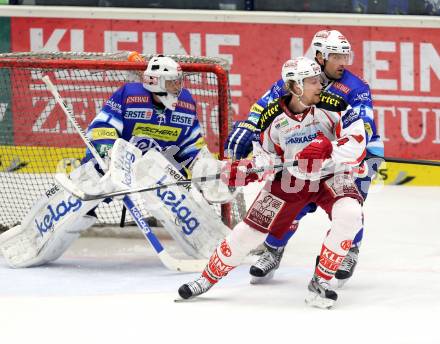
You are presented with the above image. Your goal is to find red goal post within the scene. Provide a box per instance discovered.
[0,52,245,232]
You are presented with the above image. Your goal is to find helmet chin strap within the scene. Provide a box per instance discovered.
[290,88,311,112]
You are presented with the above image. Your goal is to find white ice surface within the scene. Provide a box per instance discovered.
[1,185,439,344]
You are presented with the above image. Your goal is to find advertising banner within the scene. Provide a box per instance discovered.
[0,17,12,146]
[9,17,440,160]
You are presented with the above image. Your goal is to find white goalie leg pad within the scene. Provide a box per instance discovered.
[111,142,230,259]
[216,221,267,267]
[0,161,108,268]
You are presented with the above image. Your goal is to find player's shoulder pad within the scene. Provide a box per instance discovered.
[316,91,348,112]
[257,99,284,131]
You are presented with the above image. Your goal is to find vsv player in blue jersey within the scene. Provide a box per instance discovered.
[86,55,205,174]
[225,30,384,286]
[0,55,208,268]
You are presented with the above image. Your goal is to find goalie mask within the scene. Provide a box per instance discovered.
[143,55,183,110]
[312,30,353,65]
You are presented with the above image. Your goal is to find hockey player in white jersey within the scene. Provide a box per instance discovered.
[226,29,383,286]
[0,55,229,268]
[178,56,366,308]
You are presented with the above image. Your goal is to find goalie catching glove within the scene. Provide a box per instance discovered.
[296,131,333,173]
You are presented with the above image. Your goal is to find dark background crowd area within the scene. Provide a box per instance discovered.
[4,0,440,16]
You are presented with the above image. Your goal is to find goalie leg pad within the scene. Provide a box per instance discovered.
[0,161,106,268]
[129,149,230,259]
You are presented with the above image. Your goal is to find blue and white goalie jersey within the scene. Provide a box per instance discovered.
[86,82,205,169]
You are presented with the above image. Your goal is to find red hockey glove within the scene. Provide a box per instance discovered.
[220,159,259,187]
[296,132,333,173]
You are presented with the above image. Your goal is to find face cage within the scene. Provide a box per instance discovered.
[163,77,183,97]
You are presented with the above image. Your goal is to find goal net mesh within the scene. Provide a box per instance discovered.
[0,52,246,233]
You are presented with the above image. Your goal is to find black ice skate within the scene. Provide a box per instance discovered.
[178,275,214,300]
[335,246,359,287]
[305,275,338,309]
[249,244,285,284]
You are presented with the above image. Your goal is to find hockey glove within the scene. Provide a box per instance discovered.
[296,132,333,173]
[220,159,259,187]
[224,120,260,159]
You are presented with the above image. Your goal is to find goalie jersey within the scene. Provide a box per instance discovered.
[86,82,205,169]
[247,69,383,158]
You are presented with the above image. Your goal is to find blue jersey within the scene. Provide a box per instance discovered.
[86,83,205,168]
[247,70,384,158]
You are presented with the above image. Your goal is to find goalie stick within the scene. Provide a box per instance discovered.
[42,75,206,272]
[55,160,300,201]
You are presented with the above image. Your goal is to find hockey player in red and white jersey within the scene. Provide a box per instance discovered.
[177,56,366,308]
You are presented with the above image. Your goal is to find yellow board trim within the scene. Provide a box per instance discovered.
[0,145,84,173]
[373,161,440,186]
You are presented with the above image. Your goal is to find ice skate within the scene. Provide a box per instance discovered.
[335,246,359,288]
[249,244,284,284]
[178,275,214,300]
[305,274,338,309]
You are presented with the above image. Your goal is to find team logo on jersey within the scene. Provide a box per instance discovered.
[124,108,153,120]
[125,96,150,104]
[353,91,371,102]
[90,128,118,140]
[132,123,181,141]
[342,109,360,129]
[246,192,285,230]
[170,112,195,126]
[157,113,167,125]
[105,99,122,114]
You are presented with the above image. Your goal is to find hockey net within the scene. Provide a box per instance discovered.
[0,52,246,234]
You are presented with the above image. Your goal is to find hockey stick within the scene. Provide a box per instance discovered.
[60,153,440,202]
[57,160,300,201]
[42,75,207,272]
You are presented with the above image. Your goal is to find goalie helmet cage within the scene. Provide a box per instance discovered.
[0,52,244,232]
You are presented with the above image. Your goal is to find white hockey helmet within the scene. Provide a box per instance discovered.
[143,55,183,110]
[311,30,353,64]
[282,57,322,90]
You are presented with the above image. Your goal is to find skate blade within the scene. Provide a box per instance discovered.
[250,270,275,285]
[174,297,191,303]
[305,291,335,309]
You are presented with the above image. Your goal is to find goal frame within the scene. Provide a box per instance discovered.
[0,53,237,228]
